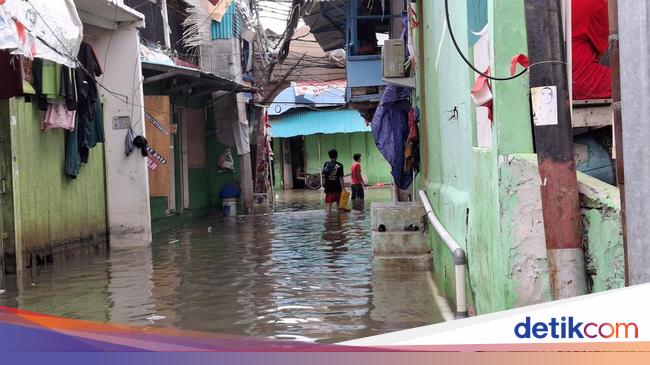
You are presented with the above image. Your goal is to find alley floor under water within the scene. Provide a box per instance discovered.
[0,189,448,343]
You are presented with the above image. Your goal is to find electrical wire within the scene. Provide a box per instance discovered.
[444,0,527,81]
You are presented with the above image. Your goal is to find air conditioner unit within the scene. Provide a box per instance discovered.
[382,39,405,78]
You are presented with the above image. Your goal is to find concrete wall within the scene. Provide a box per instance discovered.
[86,23,152,247]
[578,173,625,292]
[415,0,551,315]
[201,38,254,212]
[1,99,108,273]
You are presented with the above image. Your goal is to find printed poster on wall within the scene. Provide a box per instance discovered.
[531,85,559,126]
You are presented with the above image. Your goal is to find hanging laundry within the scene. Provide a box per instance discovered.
[404,108,420,173]
[133,135,150,157]
[125,128,137,156]
[32,58,62,110]
[60,65,77,111]
[75,42,104,165]
[64,123,81,179]
[41,102,75,131]
[0,50,23,99]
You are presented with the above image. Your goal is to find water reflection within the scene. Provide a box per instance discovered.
[0,189,446,343]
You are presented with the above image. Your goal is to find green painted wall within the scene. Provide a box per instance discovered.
[150,120,241,222]
[3,98,107,256]
[303,132,392,185]
[272,137,282,190]
[415,0,547,315]
[150,197,168,221]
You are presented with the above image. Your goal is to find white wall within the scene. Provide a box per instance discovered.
[86,23,152,247]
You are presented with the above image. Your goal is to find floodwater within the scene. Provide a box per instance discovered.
[0,189,448,343]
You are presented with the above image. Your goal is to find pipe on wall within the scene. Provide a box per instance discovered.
[419,190,468,319]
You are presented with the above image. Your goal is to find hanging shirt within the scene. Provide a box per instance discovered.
[74,42,105,165]
[42,102,75,131]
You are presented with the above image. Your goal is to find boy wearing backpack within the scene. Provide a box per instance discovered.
[322,149,346,213]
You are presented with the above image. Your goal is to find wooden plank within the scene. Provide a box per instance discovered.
[572,105,613,128]
[144,96,173,198]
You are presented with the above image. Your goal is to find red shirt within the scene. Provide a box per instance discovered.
[351,162,363,185]
[572,0,609,56]
[571,0,611,99]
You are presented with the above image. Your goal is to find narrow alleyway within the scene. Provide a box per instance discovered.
[0,189,448,343]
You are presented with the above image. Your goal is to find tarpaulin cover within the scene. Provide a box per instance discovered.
[269,109,370,138]
[0,0,82,68]
[371,85,413,190]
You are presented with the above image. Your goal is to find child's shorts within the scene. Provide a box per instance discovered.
[325,192,341,204]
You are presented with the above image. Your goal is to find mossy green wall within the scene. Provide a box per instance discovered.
[4,98,107,254]
[304,132,392,185]
[415,0,546,315]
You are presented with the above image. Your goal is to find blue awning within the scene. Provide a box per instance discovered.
[269,109,371,138]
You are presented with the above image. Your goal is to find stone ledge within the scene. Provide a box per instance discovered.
[371,231,430,255]
[373,254,433,272]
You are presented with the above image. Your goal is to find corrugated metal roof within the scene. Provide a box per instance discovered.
[211,2,240,39]
[269,109,371,138]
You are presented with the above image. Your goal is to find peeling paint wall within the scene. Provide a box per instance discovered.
[578,173,625,292]
[499,154,552,308]
[415,0,552,315]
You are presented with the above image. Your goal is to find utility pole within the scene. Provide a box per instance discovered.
[618,0,650,285]
[524,0,587,299]
[607,0,628,284]
[160,0,172,49]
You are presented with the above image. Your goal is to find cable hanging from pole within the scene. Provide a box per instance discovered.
[444,0,528,81]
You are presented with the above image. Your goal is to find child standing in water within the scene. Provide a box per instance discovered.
[350,153,365,209]
[322,149,346,213]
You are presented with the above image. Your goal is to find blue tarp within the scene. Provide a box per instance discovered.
[371,85,413,190]
[270,109,371,138]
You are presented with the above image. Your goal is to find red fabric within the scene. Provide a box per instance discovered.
[510,54,529,76]
[572,0,611,99]
[325,192,341,204]
[351,162,363,185]
[471,67,494,122]
[407,109,418,140]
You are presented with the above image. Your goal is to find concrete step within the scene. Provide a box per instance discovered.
[371,231,430,255]
[373,253,433,272]
[370,201,425,232]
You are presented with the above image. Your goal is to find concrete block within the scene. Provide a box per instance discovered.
[373,254,433,272]
[371,231,430,255]
[370,202,425,232]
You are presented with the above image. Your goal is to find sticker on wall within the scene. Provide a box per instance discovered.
[146,156,159,171]
[145,112,169,135]
[531,86,559,126]
[145,146,167,165]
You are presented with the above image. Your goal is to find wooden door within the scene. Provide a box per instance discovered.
[144,96,174,211]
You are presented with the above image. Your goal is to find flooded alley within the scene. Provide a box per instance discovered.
[0,189,448,343]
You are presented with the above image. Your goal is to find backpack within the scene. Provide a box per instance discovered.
[323,161,337,176]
